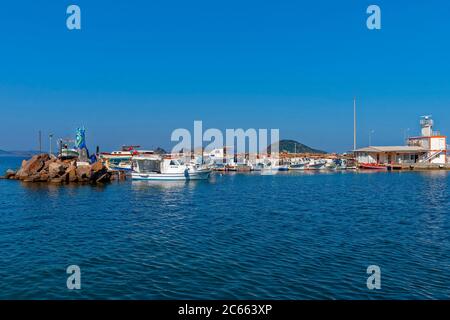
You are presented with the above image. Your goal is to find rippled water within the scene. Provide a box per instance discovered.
[0,156,449,299]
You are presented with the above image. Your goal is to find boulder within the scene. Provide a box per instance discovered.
[17,154,50,180]
[5,156,112,185]
[76,165,91,181]
[90,161,109,181]
[66,165,78,183]
[49,162,67,179]
[42,158,56,172]
[50,178,63,184]
[91,161,103,173]
[39,171,49,182]
[23,174,41,183]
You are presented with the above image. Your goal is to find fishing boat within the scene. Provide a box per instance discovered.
[289,163,306,170]
[59,148,79,160]
[131,155,212,180]
[268,159,289,171]
[101,146,153,172]
[57,138,79,160]
[358,163,388,170]
[259,159,285,174]
[289,158,308,170]
[274,164,289,171]
[306,159,326,170]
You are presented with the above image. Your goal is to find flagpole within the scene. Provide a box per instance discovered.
[353,97,357,151]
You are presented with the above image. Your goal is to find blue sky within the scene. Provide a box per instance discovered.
[0,0,449,153]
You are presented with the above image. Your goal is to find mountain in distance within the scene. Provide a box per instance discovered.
[0,150,41,157]
[268,139,326,154]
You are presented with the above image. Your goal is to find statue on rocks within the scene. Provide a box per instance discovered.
[75,127,89,162]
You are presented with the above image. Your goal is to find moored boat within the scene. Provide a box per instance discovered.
[305,159,326,170]
[289,163,306,170]
[131,155,211,180]
[101,146,153,172]
[358,163,388,170]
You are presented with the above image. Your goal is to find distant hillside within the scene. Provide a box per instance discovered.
[268,140,326,154]
[0,150,40,157]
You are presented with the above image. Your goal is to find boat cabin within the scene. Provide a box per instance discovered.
[132,156,187,174]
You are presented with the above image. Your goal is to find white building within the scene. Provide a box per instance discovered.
[355,116,447,166]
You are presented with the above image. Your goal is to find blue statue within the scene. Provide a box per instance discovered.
[75,127,87,150]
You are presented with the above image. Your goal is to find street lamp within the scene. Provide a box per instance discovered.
[49,134,54,156]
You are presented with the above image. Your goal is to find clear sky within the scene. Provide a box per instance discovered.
[1,0,449,153]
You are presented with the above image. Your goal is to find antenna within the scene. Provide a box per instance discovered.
[353,97,357,150]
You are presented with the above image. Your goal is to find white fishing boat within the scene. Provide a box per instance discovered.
[131,155,211,180]
[259,159,281,175]
[58,138,79,160]
[101,146,153,172]
[289,158,308,170]
[265,158,288,171]
[59,148,79,160]
[306,159,327,170]
[273,164,289,171]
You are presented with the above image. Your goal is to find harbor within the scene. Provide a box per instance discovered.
[0,154,448,300]
[2,116,449,184]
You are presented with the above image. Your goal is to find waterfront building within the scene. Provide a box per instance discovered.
[354,116,447,167]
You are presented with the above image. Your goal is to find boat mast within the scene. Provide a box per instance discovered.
[353,97,357,151]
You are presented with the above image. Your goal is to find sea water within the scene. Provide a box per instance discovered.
[0,157,449,299]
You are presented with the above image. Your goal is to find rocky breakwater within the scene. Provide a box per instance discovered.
[2,154,112,184]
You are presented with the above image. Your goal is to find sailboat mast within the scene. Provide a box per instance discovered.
[353,97,357,151]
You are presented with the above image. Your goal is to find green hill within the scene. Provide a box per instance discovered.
[268,139,326,154]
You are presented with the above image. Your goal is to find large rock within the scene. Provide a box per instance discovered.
[16,154,50,180]
[91,161,103,173]
[39,171,49,182]
[23,174,41,183]
[42,158,57,172]
[76,165,91,182]
[90,161,108,181]
[66,165,78,183]
[5,155,112,185]
[49,177,63,184]
[49,162,67,179]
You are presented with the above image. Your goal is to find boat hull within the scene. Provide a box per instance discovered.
[289,165,306,170]
[358,163,388,170]
[305,164,326,170]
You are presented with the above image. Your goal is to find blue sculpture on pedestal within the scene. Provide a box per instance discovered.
[75,127,86,150]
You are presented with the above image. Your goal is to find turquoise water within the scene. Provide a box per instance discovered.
[0,156,449,299]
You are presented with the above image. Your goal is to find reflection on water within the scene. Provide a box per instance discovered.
[131,179,208,191]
